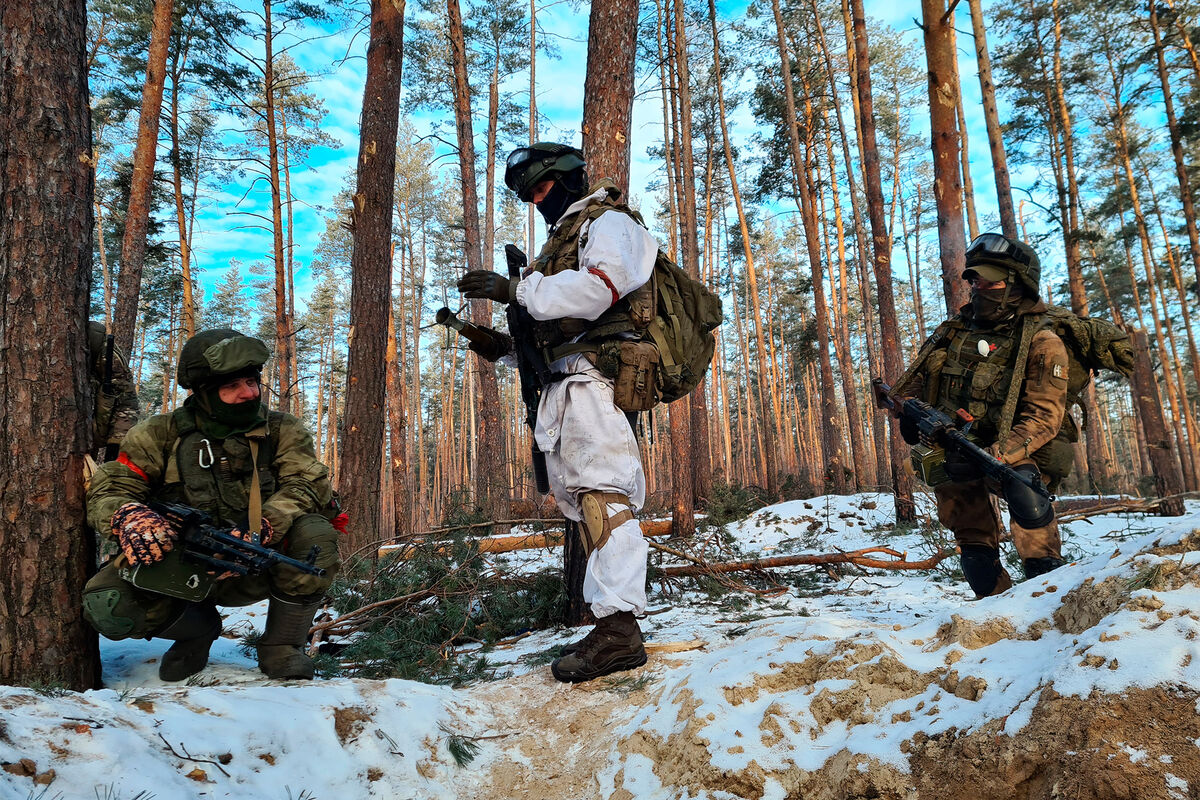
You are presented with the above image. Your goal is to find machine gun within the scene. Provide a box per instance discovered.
[117,501,326,602]
[437,245,558,494]
[871,379,1055,529]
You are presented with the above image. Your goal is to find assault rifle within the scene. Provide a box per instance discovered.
[871,379,1055,529]
[101,334,119,462]
[437,245,556,494]
[117,501,326,602]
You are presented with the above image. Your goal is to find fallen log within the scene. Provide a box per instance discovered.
[378,519,675,558]
[655,546,958,578]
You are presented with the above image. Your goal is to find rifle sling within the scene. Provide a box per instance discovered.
[246,424,266,537]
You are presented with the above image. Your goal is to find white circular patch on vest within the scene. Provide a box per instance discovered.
[977,339,991,357]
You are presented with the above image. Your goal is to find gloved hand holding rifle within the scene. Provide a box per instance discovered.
[871,378,1055,529]
[441,244,555,494]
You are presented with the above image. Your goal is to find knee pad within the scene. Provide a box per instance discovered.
[82,587,146,640]
[578,491,634,556]
[271,514,340,597]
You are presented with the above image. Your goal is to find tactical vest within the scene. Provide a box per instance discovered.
[156,406,280,528]
[529,184,655,356]
[933,320,1026,442]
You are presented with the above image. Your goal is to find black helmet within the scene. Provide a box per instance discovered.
[177,329,270,390]
[963,233,1041,299]
[504,142,586,201]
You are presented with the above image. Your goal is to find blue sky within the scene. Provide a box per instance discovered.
[183,0,1054,314]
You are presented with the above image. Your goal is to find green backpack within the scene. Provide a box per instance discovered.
[643,253,724,403]
[1038,306,1135,406]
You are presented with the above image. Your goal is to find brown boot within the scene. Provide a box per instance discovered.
[257,595,320,680]
[550,611,647,683]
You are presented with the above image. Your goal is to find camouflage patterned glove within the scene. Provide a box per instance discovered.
[112,502,179,566]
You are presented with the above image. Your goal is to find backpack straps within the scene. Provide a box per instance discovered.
[995,314,1040,444]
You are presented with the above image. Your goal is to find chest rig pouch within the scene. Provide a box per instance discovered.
[936,323,1022,440]
[165,408,278,528]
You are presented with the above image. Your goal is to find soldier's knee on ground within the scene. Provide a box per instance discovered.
[82,562,180,640]
[579,491,634,556]
[270,513,340,598]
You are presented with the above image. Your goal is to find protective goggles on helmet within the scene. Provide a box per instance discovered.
[965,233,1032,266]
[504,144,585,201]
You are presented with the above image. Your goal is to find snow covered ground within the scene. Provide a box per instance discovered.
[2,493,1198,799]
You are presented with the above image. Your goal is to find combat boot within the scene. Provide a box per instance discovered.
[157,601,222,682]
[550,611,647,683]
[960,544,1013,600]
[1024,556,1065,579]
[257,594,321,680]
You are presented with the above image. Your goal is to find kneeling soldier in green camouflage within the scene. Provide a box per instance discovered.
[83,329,342,681]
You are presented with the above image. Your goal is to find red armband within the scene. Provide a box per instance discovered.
[116,452,149,482]
[587,267,620,306]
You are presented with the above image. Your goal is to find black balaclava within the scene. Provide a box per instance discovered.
[536,167,589,226]
[970,283,1020,325]
[193,366,264,438]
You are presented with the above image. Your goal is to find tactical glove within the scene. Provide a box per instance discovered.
[112,502,179,566]
[458,270,517,304]
[943,446,983,484]
[898,417,921,446]
[230,516,275,546]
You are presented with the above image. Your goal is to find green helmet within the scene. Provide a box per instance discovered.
[177,329,270,390]
[504,142,586,201]
[963,233,1041,299]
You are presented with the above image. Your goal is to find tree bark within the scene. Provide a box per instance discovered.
[341,0,405,557]
[0,0,100,689]
[112,0,174,357]
[850,0,916,521]
[920,0,969,314]
[967,0,1017,238]
[581,0,638,188]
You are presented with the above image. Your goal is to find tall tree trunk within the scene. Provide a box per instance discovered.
[166,47,196,339]
[707,0,778,495]
[967,0,1017,238]
[771,0,847,492]
[1129,330,1186,515]
[340,0,405,557]
[262,1,294,412]
[112,0,174,356]
[668,0,705,520]
[0,0,100,689]
[446,0,505,518]
[581,0,638,188]
[386,300,408,538]
[948,22,980,241]
[851,0,916,521]
[920,0,969,314]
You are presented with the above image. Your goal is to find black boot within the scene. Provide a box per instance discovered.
[550,611,647,683]
[1024,556,1065,579]
[157,602,222,682]
[960,545,1013,599]
[257,594,320,680]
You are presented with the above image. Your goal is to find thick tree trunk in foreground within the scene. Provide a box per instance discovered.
[921,0,969,314]
[582,0,638,188]
[112,0,174,357]
[0,0,99,689]
[1129,330,1185,516]
[850,0,915,522]
[341,0,405,557]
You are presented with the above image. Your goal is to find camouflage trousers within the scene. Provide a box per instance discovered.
[934,459,1062,560]
[82,513,340,640]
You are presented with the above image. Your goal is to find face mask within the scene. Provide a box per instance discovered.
[194,380,263,438]
[970,286,1018,324]
[536,180,578,226]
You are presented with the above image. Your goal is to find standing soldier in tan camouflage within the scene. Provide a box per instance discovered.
[83,329,341,681]
[891,234,1072,598]
[88,320,140,461]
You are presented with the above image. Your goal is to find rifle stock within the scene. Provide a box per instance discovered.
[871,379,1055,529]
[504,245,552,495]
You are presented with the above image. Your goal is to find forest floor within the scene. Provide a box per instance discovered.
[1,493,1198,800]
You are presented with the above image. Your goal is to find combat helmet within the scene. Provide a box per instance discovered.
[963,233,1041,299]
[504,142,587,202]
[177,328,270,390]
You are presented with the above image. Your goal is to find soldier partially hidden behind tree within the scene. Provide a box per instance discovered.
[83,329,341,681]
[891,233,1071,598]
